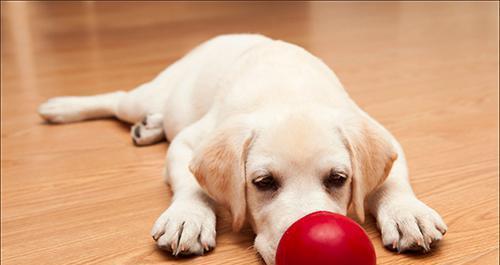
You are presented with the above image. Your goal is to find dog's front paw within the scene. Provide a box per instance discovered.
[151,199,216,256]
[376,197,447,253]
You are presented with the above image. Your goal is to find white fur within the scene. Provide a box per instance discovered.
[39,34,447,264]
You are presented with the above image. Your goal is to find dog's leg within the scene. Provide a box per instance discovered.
[38,91,127,124]
[39,81,169,146]
[368,140,447,253]
[38,73,172,125]
[151,117,217,256]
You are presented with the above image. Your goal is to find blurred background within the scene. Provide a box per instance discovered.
[1,2,498,265]
[3,2,497,101]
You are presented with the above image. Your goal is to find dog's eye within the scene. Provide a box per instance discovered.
[252,175,279,191]
[324,171,347,189]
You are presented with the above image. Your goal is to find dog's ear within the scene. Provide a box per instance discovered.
[189,118,255,231]
[341,114,397,222]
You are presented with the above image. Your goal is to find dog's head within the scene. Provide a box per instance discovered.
[189,107,397,264]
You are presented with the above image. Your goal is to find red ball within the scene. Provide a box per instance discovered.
[276,211,376,265]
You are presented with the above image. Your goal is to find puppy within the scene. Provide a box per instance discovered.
[39,34,447,264]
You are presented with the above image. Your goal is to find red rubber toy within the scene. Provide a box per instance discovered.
[276,211,376,265]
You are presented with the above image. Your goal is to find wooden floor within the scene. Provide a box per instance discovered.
[1,2,498,265]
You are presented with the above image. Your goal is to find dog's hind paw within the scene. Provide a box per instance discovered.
[131,113,165,146]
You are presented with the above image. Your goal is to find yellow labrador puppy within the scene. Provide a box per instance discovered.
[39,34,446,264]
